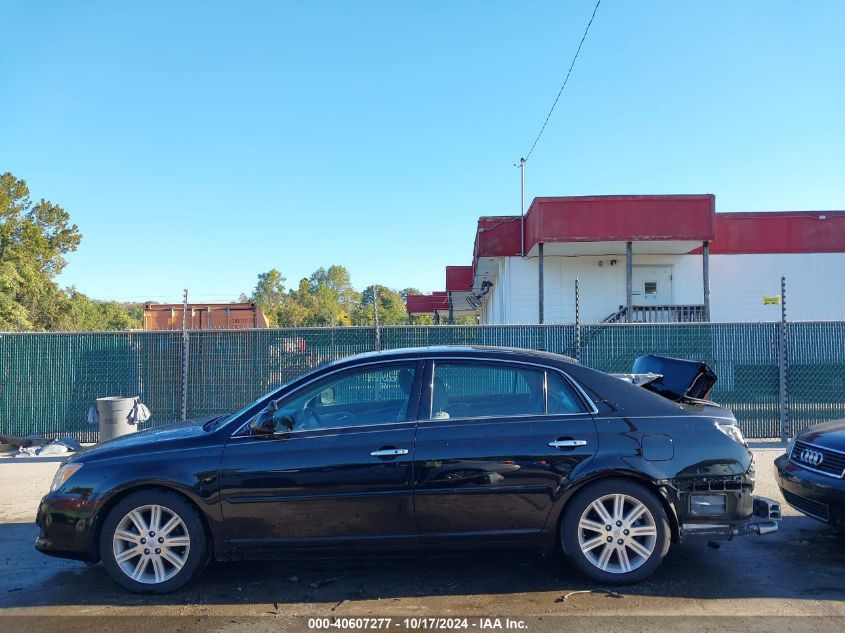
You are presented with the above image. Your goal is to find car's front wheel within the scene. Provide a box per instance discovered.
[99,489,207,593]
[561,479,670,584]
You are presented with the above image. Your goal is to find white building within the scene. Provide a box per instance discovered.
[407,195,845,324]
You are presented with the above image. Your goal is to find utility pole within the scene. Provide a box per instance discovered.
[517,157,526,257]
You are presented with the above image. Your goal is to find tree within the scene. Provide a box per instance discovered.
[0,261,30,330]
[0,172,81,330]
[277,278,317,327]
[354,285,409,325]
[308,265,358,325]
[244,269,286,327]
[243,266,476,329]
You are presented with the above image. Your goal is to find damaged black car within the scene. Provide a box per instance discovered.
[36,346,780,593]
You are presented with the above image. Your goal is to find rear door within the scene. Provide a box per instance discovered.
[413,358,597,542]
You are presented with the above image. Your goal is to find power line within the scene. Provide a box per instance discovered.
[523,0,602,162]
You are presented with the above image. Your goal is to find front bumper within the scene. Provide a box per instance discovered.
[34,493,101,562]
[775,453,845,526]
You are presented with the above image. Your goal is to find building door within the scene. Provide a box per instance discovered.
[632,266,673,305]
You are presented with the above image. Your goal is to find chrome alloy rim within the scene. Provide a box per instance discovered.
[577,493,657,574]
[112,504,190,584]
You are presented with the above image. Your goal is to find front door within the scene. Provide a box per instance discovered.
[632,266,673,305]
[413,360,597,542]
[219,361,422,551]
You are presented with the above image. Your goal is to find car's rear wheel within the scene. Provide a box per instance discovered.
[561,479,670,584]
[99,489,207,593]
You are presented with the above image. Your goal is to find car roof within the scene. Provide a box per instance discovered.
[322,345,578,369]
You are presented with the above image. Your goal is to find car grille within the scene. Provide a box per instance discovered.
[789,440,845,479]
[781,489,830,522]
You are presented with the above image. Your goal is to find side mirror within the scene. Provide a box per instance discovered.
[250,400,294,435]
[250,406,276,435]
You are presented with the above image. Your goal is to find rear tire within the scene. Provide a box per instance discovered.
[99,489,208,593]
[561,479,670,584]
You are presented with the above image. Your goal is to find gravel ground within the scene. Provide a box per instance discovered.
[0,445,842,631]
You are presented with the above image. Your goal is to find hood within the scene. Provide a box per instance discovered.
[798,419,845,453]
[72,415,224,463]
[632,355,717,402]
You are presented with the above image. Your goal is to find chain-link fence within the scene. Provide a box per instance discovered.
[1,322,842,442]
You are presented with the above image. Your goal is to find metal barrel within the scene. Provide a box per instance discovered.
[96,396,138,442]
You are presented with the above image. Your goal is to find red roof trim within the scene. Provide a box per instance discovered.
[445,266,473,292]
[703,211,845,254]
[469,197,845,281]
[524,194,715,250]
[406,293,450,315]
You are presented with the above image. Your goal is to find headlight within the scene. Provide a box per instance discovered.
[716,422,747,447]
[50,463,83,492]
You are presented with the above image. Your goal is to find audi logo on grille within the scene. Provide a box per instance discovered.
[800,449,825,466]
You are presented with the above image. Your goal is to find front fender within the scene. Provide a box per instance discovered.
[41,443,226,562]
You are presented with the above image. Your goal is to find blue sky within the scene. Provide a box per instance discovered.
[2,1,843,302]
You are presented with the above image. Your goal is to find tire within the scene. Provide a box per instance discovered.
[561,478,671,584]
[99,489,208,593]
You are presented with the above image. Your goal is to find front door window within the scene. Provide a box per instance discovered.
[278,364,417,430]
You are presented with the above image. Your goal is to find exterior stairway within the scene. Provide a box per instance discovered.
[602,305,708,323]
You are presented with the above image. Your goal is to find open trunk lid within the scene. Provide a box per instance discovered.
[621,354,718,402]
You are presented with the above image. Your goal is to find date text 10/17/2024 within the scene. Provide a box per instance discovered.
[307,618,529,630]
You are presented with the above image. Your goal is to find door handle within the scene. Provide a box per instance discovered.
[370,448,409,457]
[548,439,588,448]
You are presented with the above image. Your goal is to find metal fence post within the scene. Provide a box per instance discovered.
[575,278,581,362]
[778,276,788,442]
[181,289,189,422]
[372,285,381,351]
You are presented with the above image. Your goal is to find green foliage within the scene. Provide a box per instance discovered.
[0,172,142,332]
[0,260,30,330]
[246,268,422,328]
[0,172,81,330]
[59,290,143,331]
[353,285,409,325]
[243,268,287,327]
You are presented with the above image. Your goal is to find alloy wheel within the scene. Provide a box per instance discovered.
[112,504,191,584]
[576,493,658,574]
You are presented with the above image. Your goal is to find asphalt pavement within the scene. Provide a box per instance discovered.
[0,445,842,632]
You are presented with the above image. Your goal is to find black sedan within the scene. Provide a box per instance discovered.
[36,346,779,593]
[775,420,845,527]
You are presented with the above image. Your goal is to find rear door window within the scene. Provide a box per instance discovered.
[429,362,546,420]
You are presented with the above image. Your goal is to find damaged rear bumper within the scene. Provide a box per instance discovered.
[666,466,781,541]
[680,496,781,540]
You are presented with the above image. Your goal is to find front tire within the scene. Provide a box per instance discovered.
[99,489,207,593]
[561,479,670,584]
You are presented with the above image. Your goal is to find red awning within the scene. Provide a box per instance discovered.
[406,292,450,315]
